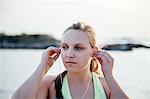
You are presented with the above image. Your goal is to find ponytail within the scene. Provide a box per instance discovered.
[90,58,101,76]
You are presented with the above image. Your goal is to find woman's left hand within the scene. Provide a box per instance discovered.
[94,50,114,77]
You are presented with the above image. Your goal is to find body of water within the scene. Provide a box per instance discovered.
[0,49,150,99]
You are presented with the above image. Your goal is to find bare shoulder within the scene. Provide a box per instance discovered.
[49,78,56,99]
[42,75,57,86]
[100,77,110,98]
[36,75,56,99]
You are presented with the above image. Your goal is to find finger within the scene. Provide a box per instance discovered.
[48,50,55,57]
[100,51,114,61]
[53,53,60,60]
[94,57,103,65]
[48,48,60,57]
[95,52,107,62]
[98,52,114,72]
[93,50,113,66]
[47,57,55,66]
[54,48,61,54]
[46,46,60,52]
[98,51,114,64]
[96,54,109,65]
[49,49,61,61]
[93,51,103,64]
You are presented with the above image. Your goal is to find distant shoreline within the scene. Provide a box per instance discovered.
[0,33,150,51]
[0,33,60,49]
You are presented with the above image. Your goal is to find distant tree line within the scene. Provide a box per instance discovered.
[0,33,60,49]
[0,33,149,51]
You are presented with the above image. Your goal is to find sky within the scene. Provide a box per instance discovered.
[0,0,150,43]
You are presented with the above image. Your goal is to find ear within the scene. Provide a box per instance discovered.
[92,47,98,57]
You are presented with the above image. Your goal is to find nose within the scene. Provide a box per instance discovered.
[66,48,74,58]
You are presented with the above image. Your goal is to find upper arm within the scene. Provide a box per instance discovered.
[100,77,111,98]
[36,75,56,99]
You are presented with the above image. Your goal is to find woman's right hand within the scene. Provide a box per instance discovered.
[11,46,61,99]
[39,46,61,74]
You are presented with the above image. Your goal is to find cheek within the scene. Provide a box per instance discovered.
[60,50,92,62]
[77,52,91,64]
[61,52,65,61]
[81,50,91,58]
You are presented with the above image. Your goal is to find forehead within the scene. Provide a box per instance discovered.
[61,29,90,46]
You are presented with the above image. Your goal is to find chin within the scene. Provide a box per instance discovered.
[64,66,79,73]
[65,66,87,73]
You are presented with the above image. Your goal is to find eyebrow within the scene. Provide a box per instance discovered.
[61,43,68,47]
[61,42,85,47]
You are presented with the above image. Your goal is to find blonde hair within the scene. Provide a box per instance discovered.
[64,22,100,75]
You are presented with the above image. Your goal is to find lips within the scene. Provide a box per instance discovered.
[65,61,77,64]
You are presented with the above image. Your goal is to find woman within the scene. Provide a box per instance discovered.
[12,22,129,99]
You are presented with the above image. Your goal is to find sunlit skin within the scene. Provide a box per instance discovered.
[59,29,96,99]
[61,29,93,73]
[11,24,129,99]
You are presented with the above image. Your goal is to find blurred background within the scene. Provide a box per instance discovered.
[0,0,150,99]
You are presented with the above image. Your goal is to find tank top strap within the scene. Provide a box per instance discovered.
[61,75,72,99]
[92,73,107,99]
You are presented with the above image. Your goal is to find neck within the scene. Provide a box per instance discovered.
[67,68,93,99]
[67,68,92,84]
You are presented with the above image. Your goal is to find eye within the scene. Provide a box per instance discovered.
[61,45,68,50]
[74,46,84,51]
